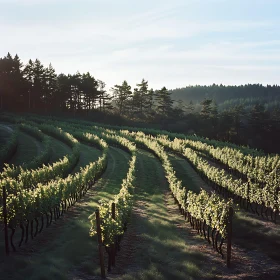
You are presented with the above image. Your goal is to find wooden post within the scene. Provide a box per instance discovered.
[96,209,105,278]
[226,207,233,268]
[112,203,116,220]
[3,185,9,256]
[111,203,116,267]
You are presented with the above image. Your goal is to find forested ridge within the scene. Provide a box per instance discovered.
[1,52,280,153]
[171,84,280,104]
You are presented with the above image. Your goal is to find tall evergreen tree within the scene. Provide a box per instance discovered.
[81,72,99,113]
[57,74,72,111]
[23,59,34,110]
[111,80,132,115]
[97,80,113,112]
[44,63,57,110]
[0,53,25,110]
[69,72,82,114]
[135,79,149,115]
[200,99,213,119]
[173,100,186,118]
[155,87,173,117]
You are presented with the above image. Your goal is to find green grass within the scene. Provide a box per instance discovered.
[71,143,102,174]
[169,152,280,263]
[0,146,130,280]
[0,125,11,145]
[168,153,203,194]
[233,210,280,262]
[8,131,42,166]
[2,126,280,280]
[115,150,213,280]
[48,136,72,164]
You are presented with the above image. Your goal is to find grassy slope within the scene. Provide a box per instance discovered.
[168,153,206,194]
[114,150,212,280]
[48,136,72,164]
[0,126,11,145]
[232,210,280,261]
[8,131,42,166]
[1,120,279,279]
[168,152,280,263]
[71,143,101,174]
[0,146,130,280]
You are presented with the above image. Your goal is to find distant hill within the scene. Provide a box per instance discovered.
[170,84,280,105]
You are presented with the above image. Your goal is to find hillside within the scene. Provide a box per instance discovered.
[0,113,279,279]
[170,84,280,104]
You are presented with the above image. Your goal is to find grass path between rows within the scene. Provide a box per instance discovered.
[102,149,280,280]
[8,131,42,166]
[168,153,210,194]
[0,125,11,146]
[169,151,280,263]
[105,149,213,280]
[160,152,280,279]
[48,136,72,164]
[71,143,101,174]
[200,153,280,261]
[0,146,130,280]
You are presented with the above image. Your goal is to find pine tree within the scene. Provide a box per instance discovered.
[200,99,213,119]
[44,63,57,111]
[135,79,149,115]
[97,80,113,112]
[81,72,99,113]
[31,59,46,110]
[173,100,186,118]
[0,53,25,110]
[57,74,72,111]
[111,80,132,115]
[155,87,173,117]
[23,59,34,110]
[69,72,82,114]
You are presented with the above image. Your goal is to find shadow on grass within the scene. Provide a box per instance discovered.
[112,149,218,280]
[233,212,280,262]
[0,146,132,280]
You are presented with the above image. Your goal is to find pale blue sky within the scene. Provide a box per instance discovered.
[0,0,279,89]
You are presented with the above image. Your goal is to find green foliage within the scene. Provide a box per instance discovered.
[187,190,232,237]
[155,87,173,117]
[2,123,52,177]
[0,129,108,228]
[89,132,136,246]
[0,123,80,190]
[155,135,280,211]
[111,80,132,115]
[115,129,232,239]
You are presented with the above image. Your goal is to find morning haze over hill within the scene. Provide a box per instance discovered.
[0,1,280,279]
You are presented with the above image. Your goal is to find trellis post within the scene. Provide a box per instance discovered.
[111,203,116,267]
[226,207,233,267]
[96,209,105,278]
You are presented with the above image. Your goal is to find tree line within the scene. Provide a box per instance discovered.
[0,53,112,113]
[0,53,174,119]
[171,84,280,104]
[1,52,280,153]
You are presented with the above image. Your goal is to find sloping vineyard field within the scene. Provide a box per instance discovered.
[0,113,279,280]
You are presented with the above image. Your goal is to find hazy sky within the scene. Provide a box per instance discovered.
[1,0,279,89]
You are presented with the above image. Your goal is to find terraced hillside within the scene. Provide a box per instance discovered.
[0,114,279,280]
